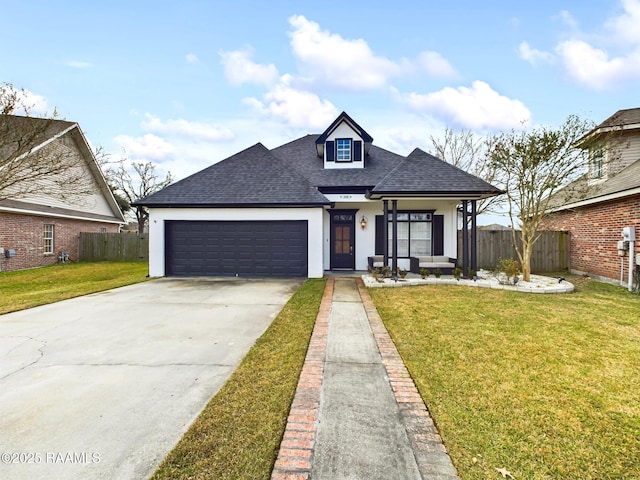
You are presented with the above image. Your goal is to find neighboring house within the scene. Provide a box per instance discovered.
[137,112,502,278]
[0,115,125,272]
[541,108,640,284]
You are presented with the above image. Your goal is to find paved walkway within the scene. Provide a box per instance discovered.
[271,277,459,480]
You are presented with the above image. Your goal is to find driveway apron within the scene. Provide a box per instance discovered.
[0,277,302,480]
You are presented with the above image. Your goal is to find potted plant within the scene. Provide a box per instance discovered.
[419,268,430,279]
[434,267,442,278]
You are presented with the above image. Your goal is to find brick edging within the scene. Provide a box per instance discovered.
[355,278,460,479]
[271,277,334,480]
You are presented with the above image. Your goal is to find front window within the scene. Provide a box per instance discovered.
[336,138,351,162]
[388,212,432,257]
[44,224,54,254]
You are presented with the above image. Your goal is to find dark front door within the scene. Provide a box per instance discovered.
[330,211,356,270]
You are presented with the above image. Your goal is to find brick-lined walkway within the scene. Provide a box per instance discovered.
[271,276,458,479]
[356,278,459,479]
[271,277,333,480]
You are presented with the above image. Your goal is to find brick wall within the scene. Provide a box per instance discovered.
[0,212,119,272]
[540,194,640,283]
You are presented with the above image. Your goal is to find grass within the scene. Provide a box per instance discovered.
[151,278,326,480]
[369,274,640,480]
[0,261,149,314]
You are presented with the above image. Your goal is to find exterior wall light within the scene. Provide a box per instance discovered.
[360,215,367,229]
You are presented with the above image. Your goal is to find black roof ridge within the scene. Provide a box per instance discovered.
[315,111,374,145]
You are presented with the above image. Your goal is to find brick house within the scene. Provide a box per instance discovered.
[541,108,640,284]
[0,115,125,272]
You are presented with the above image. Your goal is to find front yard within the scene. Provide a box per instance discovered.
[3,264,638,479]
[369,276,640,479]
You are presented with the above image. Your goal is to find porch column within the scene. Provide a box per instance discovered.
[471,200,477,276]
[383,200,389,266]
[462,200,469,278]
[392,200,398,275]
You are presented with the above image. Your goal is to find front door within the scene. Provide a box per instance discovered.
[330,211,356,270]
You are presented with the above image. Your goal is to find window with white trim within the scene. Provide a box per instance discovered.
[387,212,433,257]
[336,138,351,162]
[44,224,54,254]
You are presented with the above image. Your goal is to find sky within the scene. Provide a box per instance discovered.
[2,0,639,224]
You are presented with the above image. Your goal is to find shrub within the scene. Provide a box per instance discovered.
[493,258,521,285]
[453,267,463,280]
[419,268,430,279]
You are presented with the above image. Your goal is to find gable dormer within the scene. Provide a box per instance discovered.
[315,112,373,170]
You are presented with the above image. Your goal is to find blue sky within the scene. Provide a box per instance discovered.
[2,0,639,221]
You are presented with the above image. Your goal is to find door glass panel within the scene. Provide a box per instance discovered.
[335,226,350,254]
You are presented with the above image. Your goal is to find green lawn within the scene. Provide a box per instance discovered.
[369,276,640,479]
[0,261,149,314]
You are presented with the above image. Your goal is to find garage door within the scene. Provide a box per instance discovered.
[165,220,308,277]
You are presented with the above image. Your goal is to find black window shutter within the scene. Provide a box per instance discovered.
[433,215,444,255]
[375,215,384,254]
[353,140,362,161]
[326,141,335,161]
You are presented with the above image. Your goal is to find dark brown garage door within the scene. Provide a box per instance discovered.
[165,220,308,277]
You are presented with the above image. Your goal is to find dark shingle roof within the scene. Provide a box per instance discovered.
[138,115,503,207]
[272,134,406,188]
[546,158,640,210]
[139,143,330,207]
[370,148,502,197]
[598,108,640,128]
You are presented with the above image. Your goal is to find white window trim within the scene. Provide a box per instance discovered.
[44,224,55,255]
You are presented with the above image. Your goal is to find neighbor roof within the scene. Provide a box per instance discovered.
[546,158,640,211]
[578,107,640,144]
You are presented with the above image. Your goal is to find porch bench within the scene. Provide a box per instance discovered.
[410,256,457,275]
[367,255,384,271]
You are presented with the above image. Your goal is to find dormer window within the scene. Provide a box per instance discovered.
[589,147,606,182]
[315,111,373,169]
[336,139,352,162]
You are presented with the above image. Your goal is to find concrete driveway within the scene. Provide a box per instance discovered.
[0,277,303,480]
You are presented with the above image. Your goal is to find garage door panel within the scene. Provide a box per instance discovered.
[165,220,308,277]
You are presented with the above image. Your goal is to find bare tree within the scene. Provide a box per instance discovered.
[487,115,594,281]
[428,127,504,216]
[0,82,96,203]
[103,157,173,233]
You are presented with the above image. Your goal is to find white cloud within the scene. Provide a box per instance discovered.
[555,40,635,90]
[185,53,199,64]
[65,60,93,68]
[287,15,456,91]
[3,87,50,116]
[219,47,279,87]
[518,41,555,66]
[113,133,176,162]
[397,81,531,130]
[605,0,640,44]
[141,114,235,141]
[416,51,458,78]
[244,79,338,130]
[529,0,640,89]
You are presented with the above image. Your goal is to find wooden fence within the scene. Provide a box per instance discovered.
[79,232,149,262]
[457,230,570,273]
